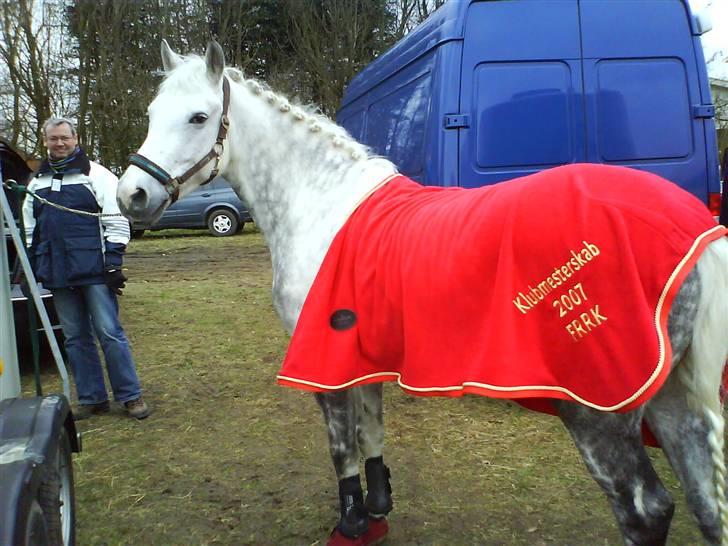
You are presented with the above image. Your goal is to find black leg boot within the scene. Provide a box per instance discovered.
[337,475,369,539]
[364,456,393,517]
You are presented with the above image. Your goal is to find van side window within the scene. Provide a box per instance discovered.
[365,72,431,176]
[340,110,365,141]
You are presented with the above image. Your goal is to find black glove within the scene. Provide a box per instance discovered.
[105,268,127,296]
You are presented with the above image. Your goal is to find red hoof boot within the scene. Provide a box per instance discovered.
[326,518,389,546]
[327,528,365,546]
[363,517,389,544]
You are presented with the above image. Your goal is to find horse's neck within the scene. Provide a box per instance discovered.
[222,82,396,329]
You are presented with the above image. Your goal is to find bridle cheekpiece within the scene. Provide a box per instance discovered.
[128,77,231,203]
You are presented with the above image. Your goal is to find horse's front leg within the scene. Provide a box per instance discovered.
[316,390,369,539]
[355,383,393,518]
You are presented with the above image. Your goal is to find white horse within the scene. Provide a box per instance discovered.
[117,41,728,545]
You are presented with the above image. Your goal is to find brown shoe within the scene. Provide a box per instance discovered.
[124,397,151,419]
[73,400,110,421]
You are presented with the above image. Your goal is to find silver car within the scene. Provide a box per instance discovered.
[132,177,253,237]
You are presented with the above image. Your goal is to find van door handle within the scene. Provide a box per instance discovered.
[201,193,211,197]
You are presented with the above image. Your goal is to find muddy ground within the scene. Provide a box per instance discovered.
[22,229,707,545]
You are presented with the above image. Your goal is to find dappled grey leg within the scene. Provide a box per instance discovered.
[665,267,699,366]
[355,384,393,517]
[556,401,674,546]
[647,266,722,543]
[355,384,385,460]
[645,371,721,545]
[315,391,369,538]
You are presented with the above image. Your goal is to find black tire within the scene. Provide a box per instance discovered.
[131,229,145,239]
[207,209,238,237]
[38,427,76,546]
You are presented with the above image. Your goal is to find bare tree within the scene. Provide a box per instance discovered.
[391,0,446,38]
[283,0,393,115]
[0,0,74,154]
[0,0,447,164]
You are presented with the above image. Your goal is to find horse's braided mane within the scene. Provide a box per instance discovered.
[160,55,370,162]
[224,67,368,162]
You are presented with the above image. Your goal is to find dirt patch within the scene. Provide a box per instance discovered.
[24,229,705,545]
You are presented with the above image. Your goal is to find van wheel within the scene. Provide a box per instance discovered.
[207,209,238,237]
[38,428,76,546]
[131,229,145,239]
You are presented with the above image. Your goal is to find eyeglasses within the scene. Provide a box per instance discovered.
[47,136,75,143]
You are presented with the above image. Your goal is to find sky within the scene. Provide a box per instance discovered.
[689,0,728,80]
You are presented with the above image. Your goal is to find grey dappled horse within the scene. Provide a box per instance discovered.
[117,41,728,545]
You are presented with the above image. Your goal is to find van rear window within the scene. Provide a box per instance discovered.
[594,58,691,162]
[473,61,575,169]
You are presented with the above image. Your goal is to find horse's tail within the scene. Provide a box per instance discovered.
[679,236,728,544]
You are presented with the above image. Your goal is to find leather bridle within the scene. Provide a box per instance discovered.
[128,77,231,203]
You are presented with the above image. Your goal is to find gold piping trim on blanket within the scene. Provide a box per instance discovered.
[278,215,727,412]
[609,223,728,409]
[278,372,403,391]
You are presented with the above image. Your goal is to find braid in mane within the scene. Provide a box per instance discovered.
[225,67,368,162]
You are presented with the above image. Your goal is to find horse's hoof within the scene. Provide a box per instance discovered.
[326,518,388,546]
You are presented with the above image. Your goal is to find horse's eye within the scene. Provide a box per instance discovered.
[189,113,208,124]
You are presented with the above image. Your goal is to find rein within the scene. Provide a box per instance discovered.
[128,76,231,203]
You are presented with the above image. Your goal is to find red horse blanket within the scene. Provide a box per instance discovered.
[278,164,727,413]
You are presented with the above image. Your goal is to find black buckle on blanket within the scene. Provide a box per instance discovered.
[330,309,357,330]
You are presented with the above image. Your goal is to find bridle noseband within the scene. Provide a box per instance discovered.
[128,77,231,203]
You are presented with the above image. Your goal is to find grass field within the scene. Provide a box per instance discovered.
[22,229,707,545]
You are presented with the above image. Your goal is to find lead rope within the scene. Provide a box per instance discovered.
[3,179,125,218]
[705,408,728,545]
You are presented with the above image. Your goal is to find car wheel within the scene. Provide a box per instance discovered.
[38,428,76,546]
[207,209,238,237]
[131,229,145,239]
[23,500,49,546]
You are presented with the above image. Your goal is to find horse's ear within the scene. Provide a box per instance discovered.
[161,40,181,73]
[205,41,225,83]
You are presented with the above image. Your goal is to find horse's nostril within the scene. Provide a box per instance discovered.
[130,187,149,211]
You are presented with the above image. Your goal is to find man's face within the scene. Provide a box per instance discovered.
[44,123,78,160]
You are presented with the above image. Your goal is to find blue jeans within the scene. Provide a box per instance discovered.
[52,284,142,405]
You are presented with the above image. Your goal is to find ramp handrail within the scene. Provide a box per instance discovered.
[1,184,70,400]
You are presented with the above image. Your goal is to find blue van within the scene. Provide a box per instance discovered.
[337,0,722,218]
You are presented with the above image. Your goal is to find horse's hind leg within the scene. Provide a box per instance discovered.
[645,245,728,545]
[555,401,675,545]
[645,372,722,544]
[355,383,393,517]
[315,390,369,539]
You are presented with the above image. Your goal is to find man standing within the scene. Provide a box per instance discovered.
[22,117,150,420]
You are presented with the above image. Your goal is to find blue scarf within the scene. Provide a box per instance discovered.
[37,146,90,177]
